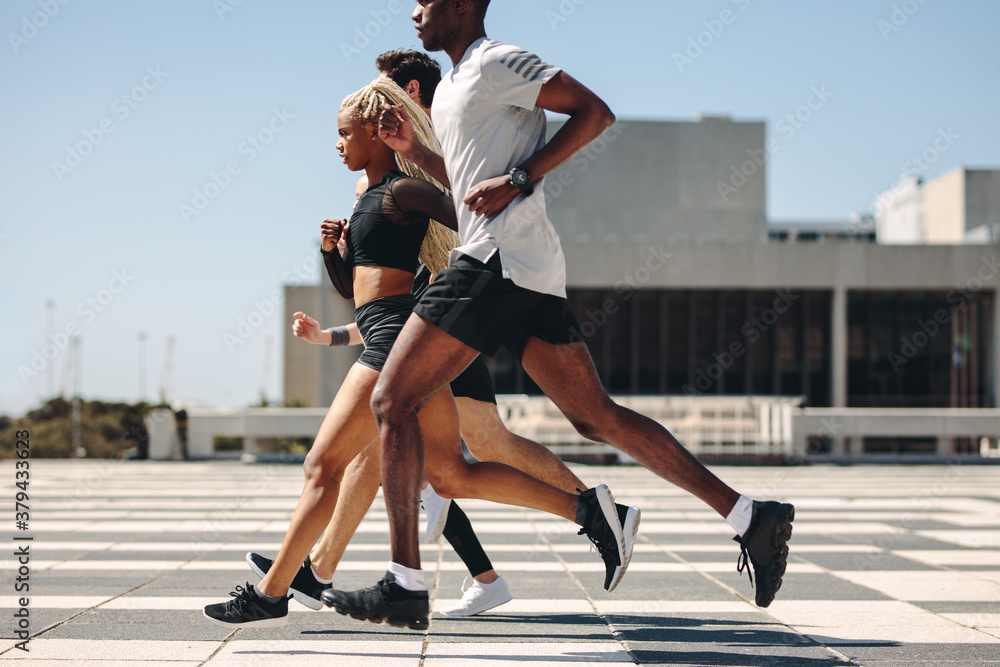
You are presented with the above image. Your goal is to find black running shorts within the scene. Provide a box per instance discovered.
[413,253,581,359]
[449,355,497,404]
[354,294,415,372]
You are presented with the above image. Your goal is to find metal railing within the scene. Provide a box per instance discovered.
[153,396,803,462]
[149,399,998,462]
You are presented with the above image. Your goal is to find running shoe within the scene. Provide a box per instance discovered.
[438,576,514,617]
[322,571,429,631]
[245,552,331,611]
[606,502,641,592]
[734,500,795,608]
[576,485,630,591]
[420,485,451,544]
[202,582,289,628]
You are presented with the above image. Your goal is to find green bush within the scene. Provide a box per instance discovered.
[1,398,150,459]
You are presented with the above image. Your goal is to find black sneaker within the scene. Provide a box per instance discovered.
[576,485,629,591]
[734,500,795,608]
[202,582,289,628]
[246,552,331,611]
[322,571,429,631]
[606,502,641,592]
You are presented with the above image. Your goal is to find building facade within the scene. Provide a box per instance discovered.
[284,119,999,437]
[877,168,1000,245]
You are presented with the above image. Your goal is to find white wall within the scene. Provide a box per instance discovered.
[875,176,924,244]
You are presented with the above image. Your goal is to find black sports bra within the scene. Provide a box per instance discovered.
[343,170,429,273]
[321,170,458,300]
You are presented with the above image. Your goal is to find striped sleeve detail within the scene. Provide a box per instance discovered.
[498,49,554,81]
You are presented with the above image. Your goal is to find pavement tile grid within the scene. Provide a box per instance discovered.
[1,460,999,666]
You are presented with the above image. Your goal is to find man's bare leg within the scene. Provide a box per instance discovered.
[368,314,479,570]
[309,438,504,588]
[519,337,795,608]
[368,315,615,570]
[305,396,579,585]
[456,397,584,493]
[520,338,740,517]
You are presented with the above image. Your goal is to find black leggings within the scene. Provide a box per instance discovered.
[443,501,493,577]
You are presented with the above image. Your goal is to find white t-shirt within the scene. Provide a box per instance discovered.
[432,37,567,298]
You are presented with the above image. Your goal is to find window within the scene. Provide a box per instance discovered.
[846,290,993,407]
[485,289,833,406]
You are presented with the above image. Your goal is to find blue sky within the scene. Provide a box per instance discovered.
[2,0,998,415]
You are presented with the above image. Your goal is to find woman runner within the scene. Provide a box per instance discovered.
[203,78,631,631]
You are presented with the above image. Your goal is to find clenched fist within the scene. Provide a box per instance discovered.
[321,218,348,252]
[291,311,323,344]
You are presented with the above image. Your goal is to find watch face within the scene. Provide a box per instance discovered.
[512,169,529,186]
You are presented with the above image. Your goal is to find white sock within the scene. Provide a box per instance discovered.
[726,495,754,537]
[310,563,332,585]
[387,561,426,591]
[479,576,505,591]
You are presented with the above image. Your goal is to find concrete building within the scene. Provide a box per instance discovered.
[769,219,875,244]
[875,168,1000,245]
[542,117,767,245]
[875,176,923,244]
[283,118,999,456]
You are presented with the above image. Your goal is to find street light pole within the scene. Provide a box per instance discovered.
[46,299,55,397]
[138,332,147,403]
[71,335,82,456]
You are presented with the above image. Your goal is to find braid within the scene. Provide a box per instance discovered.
[340,78,458,274]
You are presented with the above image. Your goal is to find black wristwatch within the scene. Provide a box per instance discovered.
[508,165,533,196]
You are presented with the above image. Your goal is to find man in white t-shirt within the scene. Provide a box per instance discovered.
[326,0,794,628]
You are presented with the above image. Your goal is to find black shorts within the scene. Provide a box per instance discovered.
[449,355,497,404]
[354,294,415,372]
[413,253,581,359]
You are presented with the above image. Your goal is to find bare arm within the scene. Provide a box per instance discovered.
[377,104,451,188]
[464,71,615,218]
[292,312,363,346]
[523,71,615,184]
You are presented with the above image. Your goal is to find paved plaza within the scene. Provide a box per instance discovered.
[2,460,1000,666]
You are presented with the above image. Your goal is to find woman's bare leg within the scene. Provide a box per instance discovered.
[256,364,380,598]
[308,438,381,580]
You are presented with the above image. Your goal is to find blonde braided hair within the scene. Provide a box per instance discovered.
[340,77,458,275]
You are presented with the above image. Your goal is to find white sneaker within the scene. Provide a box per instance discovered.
[420,485,451,544]
[439,576,514,617]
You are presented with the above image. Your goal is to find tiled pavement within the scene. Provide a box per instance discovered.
[2,460,999,665]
